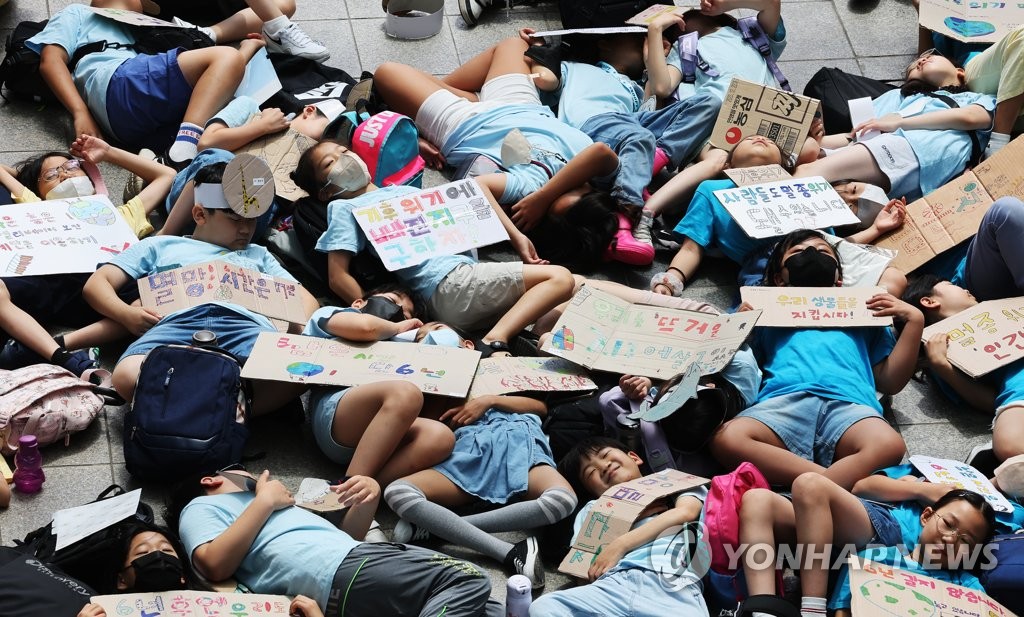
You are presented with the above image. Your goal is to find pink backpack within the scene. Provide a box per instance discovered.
[705,461,770,574]
[0,364,119,454]
[350,111,425,188]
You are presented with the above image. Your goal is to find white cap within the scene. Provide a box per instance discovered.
[313,99,345,124]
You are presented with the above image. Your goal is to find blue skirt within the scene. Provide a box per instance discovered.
[434,409,555,504]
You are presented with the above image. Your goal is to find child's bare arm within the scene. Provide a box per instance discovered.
[845,198,907,245]
[323,310,422,342]
[71,135,175,214]
[470,177,548,264]
[199,110,291,151]
[702,0,782,39]
[0,165,29,201]
[440,394,546,428]
[326,251,365,305]
[869,294,925,394]
[852,473,957,506]
[644,13,685,99]
[921,333,997,411]
[332,475,380,540]
[84,265,162,336]
[38,44,100,138]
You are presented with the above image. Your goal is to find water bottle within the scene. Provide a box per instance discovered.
[505,574,532,617]
[13,435,45,494]
[615,412,642,454]
[192,330,218,348]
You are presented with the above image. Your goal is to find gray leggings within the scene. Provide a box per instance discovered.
[965,196,1024,301]
[325,542,503,617]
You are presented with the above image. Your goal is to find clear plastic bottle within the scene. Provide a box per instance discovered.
[13,434,45,493]
[505,574,532,617]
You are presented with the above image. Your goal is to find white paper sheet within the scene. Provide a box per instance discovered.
[52,488,141,551]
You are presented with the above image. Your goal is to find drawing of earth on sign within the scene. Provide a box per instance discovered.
[67,199,117,225]
[185,283,204,297]
[215,284,234,301]
[551,326,575,351]
[856,579,936,617]
[943,17,995,38]
[287,362,324,379]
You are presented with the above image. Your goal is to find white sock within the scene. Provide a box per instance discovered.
[800,596,827,617]
[199,25,217,43]
[985,131,1011,159]
[167,122,202,163]
[263,15,291,38]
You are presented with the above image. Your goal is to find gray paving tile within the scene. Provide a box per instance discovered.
[294,0,349,21]
[450,11,556,65]
[776,2,854,62]
[0,0,47,30]
[890,376,964,425]
[900,418,993,462]
[0,100,73,153]
[832,0,918,58]
[44,415,112,467]
[293,19,362,76]
[350,17,461,73]
[858,54,916,82]
[106,403,126,465]
[778,58,861,96]
[0,464,115,544]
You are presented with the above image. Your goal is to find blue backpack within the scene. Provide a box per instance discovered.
[979,532,1024,614]
[123,345,250,482]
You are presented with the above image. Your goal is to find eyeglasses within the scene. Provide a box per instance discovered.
[39,159,83,183]
[934,513,975,547]
[216,463,256,492]
[906,48,940,76]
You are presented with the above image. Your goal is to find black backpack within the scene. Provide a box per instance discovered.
[803,67,897,134]
[14,484,154,593]
[0,549,95,617]
[263,52,357,115]
[124,344,250,482]
[558,0,657,28]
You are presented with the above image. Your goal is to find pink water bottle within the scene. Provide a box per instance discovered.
[13,435,45,493]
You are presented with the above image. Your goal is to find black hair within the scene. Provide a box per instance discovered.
[900,78,969,98]
[761,228,843,287]
[362,282,426,320]
[104,520,209,594]
[194,161,227,187]
[15,151,75,191]
[528,190,618,272]
[658,373,743,453]
[557,436,633,499]
[291,140,338,198]
[164,469,221,534]
[931,488,997,545]
[901,274,946,321]
[681,9,738,31]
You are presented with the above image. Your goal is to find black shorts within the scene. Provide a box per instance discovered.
[1,273,140,329]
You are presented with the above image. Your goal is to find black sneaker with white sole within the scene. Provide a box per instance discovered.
[966,441,1000,478]
[504,536,544,590]
[459,0,493,26]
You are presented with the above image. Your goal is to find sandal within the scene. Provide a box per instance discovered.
[475,339,511,358]
[650,267,687,297]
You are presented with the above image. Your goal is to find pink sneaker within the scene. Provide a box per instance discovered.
[652,147,671,176]
[605,213,655,266]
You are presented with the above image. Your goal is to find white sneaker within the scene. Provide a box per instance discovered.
[392,519,431,544]
[171,16,216,42]
[459,0,494,26]
[263,23,330,62]
[364,520,389,543]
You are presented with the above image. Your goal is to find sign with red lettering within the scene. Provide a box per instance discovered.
[467,357,596,399]
[922,296,1024,377]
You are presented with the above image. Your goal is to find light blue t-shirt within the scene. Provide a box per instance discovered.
[672,179,770,264]
[179,493,356,609]
[721,345,763,406]
[547,61,643,128]
[872,88,995,196]
[314,185,473,300]
[110,235,296,329]
[993,359,1024,410]
[675,21,787,103]
[440,105,593,204]
[208,96,261,129]
[828,545,985,611]
[574,486,708,581]
[752,327,897,411]
[26,5,137,138]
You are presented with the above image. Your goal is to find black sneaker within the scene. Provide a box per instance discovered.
[0,339,46,370]
[504,536,544,590]
[966,441,999,478]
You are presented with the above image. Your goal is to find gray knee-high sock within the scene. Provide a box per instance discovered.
[462,487,577,532]
[384,480,514,563]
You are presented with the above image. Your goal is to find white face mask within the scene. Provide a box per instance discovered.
[856,183,889,226]
[324,152,371,196]
[44,175,95,200]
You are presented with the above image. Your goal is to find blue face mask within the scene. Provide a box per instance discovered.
[422,328,462,348]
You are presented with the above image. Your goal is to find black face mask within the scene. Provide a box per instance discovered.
[128,551,184,592]
[362,296,404,322]
[783,246,839,287]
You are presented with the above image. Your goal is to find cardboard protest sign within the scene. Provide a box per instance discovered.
[626,4,686,25]
[238,128,315,202]
[138,259,307,324]
[848,558,1016,617]
[52,489,141,551]
[91,591,292,617]
[559,469,710,578]
[530,26,648,37]
[541,287,761,379]
[874,135,1024,273]
[740,286,892,328]
[234,47,282,105]
[87,6,180,26]
[710,79,820,160]
[0,195,138,276]
[240,332,481,397]
[910,455,1014,514]
[919,0,1024,44]
[922,297,1024,377]
[352,179,509,271]
[467,357,596,399]
[295,477,346,512]
[0,455,11,484]
[713,176,859,239]
[724,164,792,187]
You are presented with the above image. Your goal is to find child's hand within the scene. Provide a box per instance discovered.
[78,604,106,617]
[394,317,424,335]
[440,396,490,428]
[73,110,101,140]
[509,231,548,264]
[619,374,652,401]
[511,194,545,232]
[736,301,756,312]
[923,332,952,370]
[255,470,295,511]
[700,0,740,16]
[809,117,825,144]
[332,475,381,508]
[256,108,291,135]
[519,27,543,45]
[588,538,627,581]
[919,481,960,506]
[121,305,162,336]
[872,198,907,234]
[289,595,324,617]
[70,134,111,164]
[866,293,923,325]
[648,12,685,32]
[853,112,903,135]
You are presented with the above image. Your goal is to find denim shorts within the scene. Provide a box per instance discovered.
[309,386,356,465]
[120,303,274,360]
[738,391,881,467]
[859,499,902,547]
[106,48,193,149]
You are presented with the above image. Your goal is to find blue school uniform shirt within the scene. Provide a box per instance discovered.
[440,105,593,203]
[671,179,771,264]
[752,327,897,411]
[314,185,473,300]
[27,5,137,139]
[993,359,1024,410]
[110,235,296,330]
[675,21,787,103]
[828,545,985,611]
[871,89,995,196]
[179,493,357,609]
[208,96,261,128]
[546,61,643,128]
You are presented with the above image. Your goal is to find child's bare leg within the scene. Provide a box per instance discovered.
[62,319,131,351]
[793,145,888,191]
[442,36,533,96]
[711,417,827,486]
[0,282,61,359]
[481,265,575,346]
[644,149,726,218]
[374,63,479,119]
[739,489,796,596]
[824,418,905,490]
[993,406,1024,461]
[112,355,146,401]
[249,380,308,416]
[208,0,296,43]
[175,47,248,125]
[994,92,1024,135]
[791,472,876,599]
